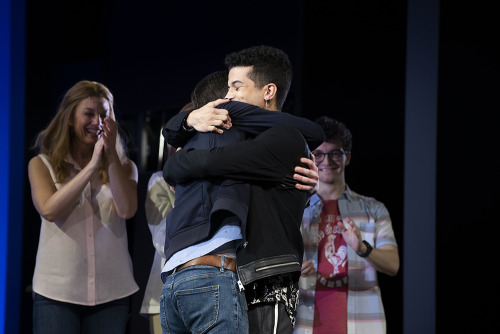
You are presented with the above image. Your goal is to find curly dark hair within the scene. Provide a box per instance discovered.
[224,45,292,110]
[315,116,353,152]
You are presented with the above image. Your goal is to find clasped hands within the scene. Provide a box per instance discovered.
[90,117,119,169]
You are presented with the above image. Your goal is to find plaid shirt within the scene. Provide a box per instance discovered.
[294,187,398,334]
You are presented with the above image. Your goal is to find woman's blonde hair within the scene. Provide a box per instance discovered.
[34,80,128,184]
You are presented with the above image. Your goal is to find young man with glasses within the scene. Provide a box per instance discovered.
[294,116,400,334]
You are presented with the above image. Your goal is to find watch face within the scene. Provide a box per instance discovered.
[357,240,372,257]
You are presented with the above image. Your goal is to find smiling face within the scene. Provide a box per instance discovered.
[70,96,110,146]
[226,66,268,109]
[313,140,351,185]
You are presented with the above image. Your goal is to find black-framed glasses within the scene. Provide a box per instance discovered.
[312,149,348,162]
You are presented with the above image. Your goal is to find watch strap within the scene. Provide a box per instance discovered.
[356,240,373,258]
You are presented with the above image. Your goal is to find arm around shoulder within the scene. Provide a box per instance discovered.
[164,125,308,184]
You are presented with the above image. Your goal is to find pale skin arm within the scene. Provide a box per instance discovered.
[28,140,105,222]
[101,117,138,219]
[338,217,400,276]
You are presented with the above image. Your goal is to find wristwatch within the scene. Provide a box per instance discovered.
[182,118,195,131]
[356,240,373,258]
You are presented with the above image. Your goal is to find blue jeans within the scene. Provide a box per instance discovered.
[160,259,248,334]
[32,293,130,334]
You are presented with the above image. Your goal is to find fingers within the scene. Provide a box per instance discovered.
[211,126,224,134]
[90,138,104,168]
[339,217,359,234]
[301,260,315,276]
[101,117,117,141]
[102,117,116,131]
[344,217,356,229]
[94,137,105,151]
[345,217,354,224]
[337,220,347,231]
[293,158,319,192]
[208,98,230,108]
[208,115,231,130]
[223,115,232,129]
[294,158,318,180]
[300,153,317,169]
[293,170,315,191]
[295,183,314,191]
[187,101,232,133]
[294,167,313,183]
[310,151,316,164]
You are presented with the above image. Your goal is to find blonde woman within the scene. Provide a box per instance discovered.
[28,80,138,334]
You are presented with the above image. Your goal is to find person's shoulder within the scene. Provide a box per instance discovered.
[270,124,303,137]
[256,125,305,151]
[27,154,53,181]
[29,154,41,163]
[347,187,387,209]
[148,170,168,189]
[122,157,138,170]
[347,187,374,201]
[221,100,242,107]
[220,100,246,111]
[28,154,44,169]
[148,171,164,184]
[222,100,275,112]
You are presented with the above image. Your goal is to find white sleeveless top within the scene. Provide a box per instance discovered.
[32,154,138,305]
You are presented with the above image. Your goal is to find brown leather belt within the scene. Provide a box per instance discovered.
[176,254,237,272]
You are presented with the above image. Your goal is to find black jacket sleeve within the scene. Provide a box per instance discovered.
[161,101,325,150]
[164,125,309,186]
[222,101,325,150]
[161,109,196,149]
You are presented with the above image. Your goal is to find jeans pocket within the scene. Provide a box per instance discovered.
[174,285,219,334]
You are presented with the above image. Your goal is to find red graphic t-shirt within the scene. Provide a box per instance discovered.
[313,199,348,334]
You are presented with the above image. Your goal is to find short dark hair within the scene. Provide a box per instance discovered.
[224,45,292,110]
[191,70,229,109]
[315,116,353,152]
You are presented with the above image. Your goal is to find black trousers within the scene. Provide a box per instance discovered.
[247,301,293,334]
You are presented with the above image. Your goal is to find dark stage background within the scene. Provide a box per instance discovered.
[17,1,498,333]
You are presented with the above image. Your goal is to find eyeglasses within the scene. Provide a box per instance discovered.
[312,149,348,163]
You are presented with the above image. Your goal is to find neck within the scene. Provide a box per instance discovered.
[266,98,279,111]
[317,180,346,201]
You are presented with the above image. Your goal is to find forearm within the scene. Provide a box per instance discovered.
[164,127,305,185]
[36,165,96,222]
[162,110,196,148]
[164,147,252,185]
[107,156,138,219]
[363,245,400,276]
[226,102,325,149]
